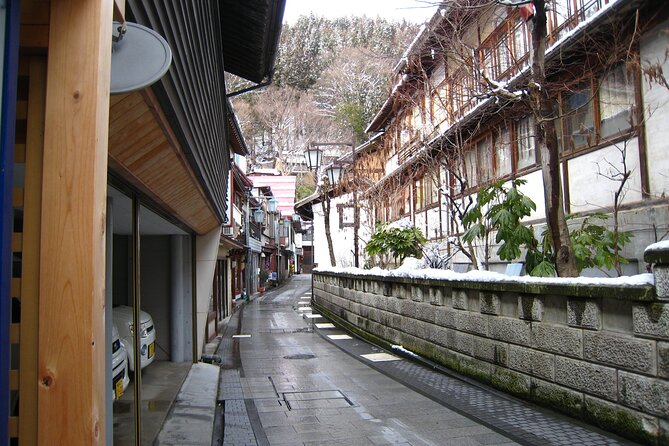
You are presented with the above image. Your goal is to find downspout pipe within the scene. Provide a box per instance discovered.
[226,72,274,98]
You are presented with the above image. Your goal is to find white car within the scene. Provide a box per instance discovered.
[111,323,130,400]
[112,305,156,371]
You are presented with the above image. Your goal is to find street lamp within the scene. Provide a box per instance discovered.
[304,146,323,171]
[253,208,265,224]
[267,197,278,213]
[325,163,345,185]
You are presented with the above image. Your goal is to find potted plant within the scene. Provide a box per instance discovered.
[258,269,269,295]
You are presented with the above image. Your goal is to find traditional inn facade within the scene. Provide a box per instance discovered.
[357,0,669,274]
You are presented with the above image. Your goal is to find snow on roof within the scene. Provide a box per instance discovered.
[250,175,297,217]
[314,265,654,287]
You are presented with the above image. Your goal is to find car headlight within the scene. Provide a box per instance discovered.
[139,322,150,338]
[128,322,151,338]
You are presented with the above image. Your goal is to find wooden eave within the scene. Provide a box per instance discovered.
[227,107,249,156]
[220,0,286,83]
[108,90,220,235]
[232,162,253,193]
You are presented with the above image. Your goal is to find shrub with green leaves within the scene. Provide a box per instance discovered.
[526,213,632,277]
[458,180,631,277]
[462,179,536,268]
[365,223,427,265]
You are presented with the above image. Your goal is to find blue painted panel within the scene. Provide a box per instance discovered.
[1,1,20,445]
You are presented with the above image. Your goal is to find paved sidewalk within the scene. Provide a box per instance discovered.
[212,274,636,445]
[155,362,220,445]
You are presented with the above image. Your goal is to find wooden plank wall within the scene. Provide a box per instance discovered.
[10,54,47,446]
[11,1,50,443]
[108,91,220,234]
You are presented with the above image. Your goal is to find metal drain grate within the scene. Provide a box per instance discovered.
[282,390,354,411]
[283,353,316,359]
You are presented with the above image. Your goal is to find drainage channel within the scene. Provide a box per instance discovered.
[314,320,636,446]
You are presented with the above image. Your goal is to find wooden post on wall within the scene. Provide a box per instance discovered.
[38,0,112,444]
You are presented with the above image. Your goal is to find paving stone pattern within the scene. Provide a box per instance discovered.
[368,358,628,445]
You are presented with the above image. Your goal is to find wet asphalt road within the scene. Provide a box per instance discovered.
[217,274,634,446]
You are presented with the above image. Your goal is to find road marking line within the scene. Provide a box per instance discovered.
[315,323,335,329]
[360,353,401,362]
[328,334,352,340]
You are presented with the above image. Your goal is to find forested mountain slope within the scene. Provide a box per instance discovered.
[229,15,418,183]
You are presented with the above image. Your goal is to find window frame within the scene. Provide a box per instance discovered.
[515,115,537,171]
[414,169,441,211]
[495,125,513,178]
[557,64,637,156]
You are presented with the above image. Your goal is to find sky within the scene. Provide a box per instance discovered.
[282,0,439,24]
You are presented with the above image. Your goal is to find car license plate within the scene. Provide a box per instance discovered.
[114,379,124,399]
[148,342,155,358]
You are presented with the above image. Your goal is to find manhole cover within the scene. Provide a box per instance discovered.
[282,390,354,411]
[283,354,316,360]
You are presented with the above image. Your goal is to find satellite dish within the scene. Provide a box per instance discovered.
[110,22,172,95]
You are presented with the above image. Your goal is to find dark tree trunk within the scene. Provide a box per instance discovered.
[323,192,337,267]
[530,0,578,277]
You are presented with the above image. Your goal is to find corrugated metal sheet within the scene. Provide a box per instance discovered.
[249,175,297,217]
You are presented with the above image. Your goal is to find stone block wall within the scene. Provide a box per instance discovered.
[312,269,668,445]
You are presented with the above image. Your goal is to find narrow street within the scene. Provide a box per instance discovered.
[213,275,634,446]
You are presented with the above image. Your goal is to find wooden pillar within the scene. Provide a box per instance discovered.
[38,0,112,444]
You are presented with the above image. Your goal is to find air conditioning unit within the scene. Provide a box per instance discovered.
[222,226,234,237]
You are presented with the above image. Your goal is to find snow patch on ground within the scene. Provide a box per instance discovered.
[392,345,421,360]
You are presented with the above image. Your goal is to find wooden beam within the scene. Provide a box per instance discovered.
[9,417,18,438]
[10,278,20,298]
[19,56,47,446]
[14,143,25,163]
[38,1,112,444]
[9,324,20,343]
[12,188,23,208]
[113,0,125,22]
[9,370,19,390]
[19,25,49,50]
[11,233,22,252]
[21,1,50,25]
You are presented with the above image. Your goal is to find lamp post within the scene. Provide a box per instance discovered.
[304,145,323,171]
[303,138,359,268]
[254,194,278,285]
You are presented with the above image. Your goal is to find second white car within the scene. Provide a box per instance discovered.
[112,305,156,371]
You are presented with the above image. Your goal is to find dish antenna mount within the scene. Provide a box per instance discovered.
[110,21,172,95]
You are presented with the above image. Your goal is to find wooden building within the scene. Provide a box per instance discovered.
[311,0,669,274]
[1,0,284,445]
